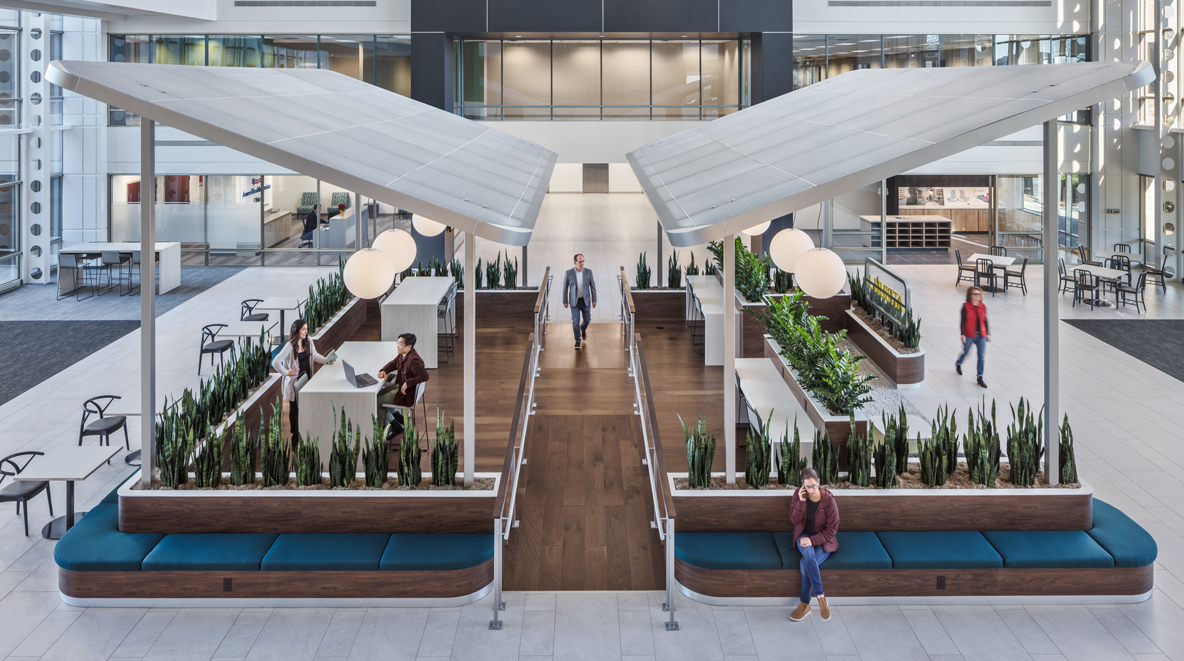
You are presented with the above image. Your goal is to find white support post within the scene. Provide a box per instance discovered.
[723,233,736,484]
[141,120,156,488]
[1043,120,1060,485]
[464,234,476,487]
[880,179,888,264]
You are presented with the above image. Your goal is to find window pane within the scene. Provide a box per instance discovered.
[995,35,1044,65]
[885,34,939,68]
[0,133,17,182]
[209,36,266,67]
[263,175,319,263]
[51,175,62,242]
[827,35,881,78]
[0,185,15,258]
[154,36,207,65]
[376,35,411,96]
[502,41,550,119]
[652,40,699,119]
[109,34,151,63]
[553,40,600,119]
[111,175,207,245]
[0,30,17,128]
[268,36,319,69]
[206,175,262,266]
[793,35,826,90]
[460,40,502,120]
[939,34,993,67]
[321,35,374,82]
[602,41,649,119]
[702,40,740,118]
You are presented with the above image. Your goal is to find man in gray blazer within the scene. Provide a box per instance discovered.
[562,253,597,349]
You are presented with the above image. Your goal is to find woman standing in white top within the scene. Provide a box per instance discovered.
[272,318,332,441]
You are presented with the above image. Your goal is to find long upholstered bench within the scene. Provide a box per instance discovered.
[54,481,495,603]
[673,499,1156,602]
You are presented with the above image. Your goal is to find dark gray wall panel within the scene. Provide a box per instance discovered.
[412,0,486,33]
[720,0,792,32]
[487,0,602,33]
[602,0,718,33]
[411,33,455,111]
[752,32,792,104]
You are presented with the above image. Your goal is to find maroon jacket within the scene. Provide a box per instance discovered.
[789,487,840,553]
[380,348,428,407]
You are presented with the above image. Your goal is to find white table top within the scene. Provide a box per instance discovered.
[384,276,454,306]
[301,341,401,396]
[735,358,811,435]
[218,320,277,339]
[1093,249,1142,265]
[256,296,304,311]
[1072,264,1127,279]
[687,276,725,315]
[12,446,121,481]
[61,242,178,254]
[967,254,1016,268]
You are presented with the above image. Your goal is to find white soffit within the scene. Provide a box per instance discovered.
[626,62,1154,247]
[47,61,557,246]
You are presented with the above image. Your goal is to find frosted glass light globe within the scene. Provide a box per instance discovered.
[343,248,396,300]
[372,229,417,272]
[768,228,815,272]
[795,249,847,299]
[412,215,446,237]
[741,220,771,236]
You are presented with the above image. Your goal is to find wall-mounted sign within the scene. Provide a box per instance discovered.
[899,186,989,209]
[863,258,910,332]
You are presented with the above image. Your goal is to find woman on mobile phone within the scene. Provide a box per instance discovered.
[789,467,840,623]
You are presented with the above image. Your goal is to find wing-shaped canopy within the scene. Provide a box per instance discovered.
[48,61,558,246]
[627,61,1154,247]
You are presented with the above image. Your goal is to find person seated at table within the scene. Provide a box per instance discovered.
[377,332,428,440]
[299,205,319,248]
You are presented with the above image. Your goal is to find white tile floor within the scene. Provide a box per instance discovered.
[6,194,1184,659]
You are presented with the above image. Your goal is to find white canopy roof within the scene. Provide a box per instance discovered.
[626,61,1154,247]
[47,61,557,246]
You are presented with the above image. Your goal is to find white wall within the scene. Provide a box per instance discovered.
[104,0,409,34]
[61,15,107,246]
[478,120,707,164]
[793,0,1088,34]
[906,125,1092,176]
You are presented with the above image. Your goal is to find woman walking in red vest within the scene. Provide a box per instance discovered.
[956,286,990,388]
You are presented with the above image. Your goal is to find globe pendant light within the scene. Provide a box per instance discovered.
[741,220,771,236]
[795,248,847,299]
[768,228,815,272]
[343,248,396,299]
[372,229,417,272]
[412,214,446,237]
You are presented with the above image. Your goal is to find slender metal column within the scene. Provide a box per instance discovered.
[464,234,476,487]
[522,244,528,288]
[880,179,888,264]
[656,220,663,287]
[1043,120,1060,485]
[723,233,736,484]
[141,120,156,488]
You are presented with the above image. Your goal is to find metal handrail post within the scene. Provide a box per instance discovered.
[664,519,678,630]
[490,518,504,629]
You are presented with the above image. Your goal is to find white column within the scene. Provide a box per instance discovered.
[141,120,156,487]
[20,12,48,285]
[1043,120,1059,485]
[464,233,476,487]
[723,233,736,484]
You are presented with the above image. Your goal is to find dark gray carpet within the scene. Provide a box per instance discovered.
[1064,319,1184,383]
[0,320,141,406]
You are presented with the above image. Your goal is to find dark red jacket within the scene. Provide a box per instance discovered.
[380,349,428,407]
[960,302,989,337]
[789,488,840,552]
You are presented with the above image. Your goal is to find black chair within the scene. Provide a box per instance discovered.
[241,299,270,322]
[988,246,1008,256]
[0,452,53,536]
[1073,269,1100,309]
[57,254,95,301]
[199,324,234,375]
[1078,246,1102,267]
[1114,243,1132,253]
[1004,257,1028,295]
[974,258,997,296]
[1058,259,1076,295]
[1145,252,1171,294]
[79,395,129,464]
[1117,272,1148,313]
[1106,255,1132,286]
[127,251,142,295]
[436,282,457,363]
[954,249,976,286]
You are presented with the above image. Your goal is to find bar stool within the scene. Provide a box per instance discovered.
[436,282,457,363]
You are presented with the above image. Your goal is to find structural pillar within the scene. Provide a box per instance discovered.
[880,179,888,264]
[1042,120,1059,485]
[464,233,476,487]
[723,233,736,484]
[656,221,663,287]
[141,120,157,487]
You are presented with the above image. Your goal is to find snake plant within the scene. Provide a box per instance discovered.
[474,258,483,290]
[685,251,700,277]
[193,421,223,488]
[680,412,715,488]
[450,257,464,289]
[431,406,459,487]
[397,414,423,487]
[229,417,256,486]
[894,403,910,476]
[1006,397,1044,487]
[329,404,360,487]
[1059,414,1078,484]
[667,251,682,289]
[846,414,872,487]
[362,414,390,488]
[260,397,290,487]
[485,252,502,289]
[933,404,959,476]
[918,429,946,488]
[873,426,896,489]
[777,416,808,487]
[811,428,837,485]
[294,432,322,487]
[503,255,518,290]
[636,251,651,289]
[744,413,773,488]
[965,400,1000,487]
[773,267,792,294]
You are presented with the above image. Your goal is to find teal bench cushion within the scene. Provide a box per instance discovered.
[982,530,1114,569]
[877,531,1003,569]
[54,504,164,571]
[675,532,782,570]
[773,532,893,570]
[261,534,390,571]
[380,534,494,571]
[1088,500,1158,568]
[143,534,279,571]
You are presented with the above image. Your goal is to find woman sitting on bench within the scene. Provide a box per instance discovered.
[790,467,839,623]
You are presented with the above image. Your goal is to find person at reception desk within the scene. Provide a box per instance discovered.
[377,332,428,440]
[562,253,597,350]
[300,204,320,248]
[272,318,333,441]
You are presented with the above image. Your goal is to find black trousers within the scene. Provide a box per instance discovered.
[289,398,300,441]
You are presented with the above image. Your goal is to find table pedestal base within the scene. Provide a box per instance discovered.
[42,511,87,540]
[125,450,141,467]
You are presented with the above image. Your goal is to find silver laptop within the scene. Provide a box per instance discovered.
[342,360,378,388]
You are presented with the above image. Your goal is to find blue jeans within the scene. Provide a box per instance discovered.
[570,298,590,342]
[956,333,987,377]
[797,535,830,604]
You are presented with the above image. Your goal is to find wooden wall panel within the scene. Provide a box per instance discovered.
[843,311,925,386]
[455,290,539,328]
[904,209,989,233]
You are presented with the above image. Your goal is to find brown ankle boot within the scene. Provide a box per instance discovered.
[818,596,831,621]
[790,601,811,621]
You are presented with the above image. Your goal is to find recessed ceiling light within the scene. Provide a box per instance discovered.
[515,35,522,38]
[682,35,688,38]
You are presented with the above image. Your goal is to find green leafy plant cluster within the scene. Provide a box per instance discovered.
[878,405,910,482]
[193,424,223,488]
[229,416,256,486]
[1059,414,1078,484]
[667,251,682,289]
[872,424,896,489]
[762,291,875,416]
[449,257,464,289]
[847,272,922,349]
[744,415,773,488]
[846,414,872,487]
[965,400,1001,487]
[503,254,519,289]
[485,252,502,289]
[398,414,423,486]
[474,258,484,289]
[708,238,771,303]
[811,428,838,485]
[773,268,792,294]
[200,338,271,430]
[636,251,652,289]
[918,403,958,488]
[431,407,459,487]
[329,404,360,487]
[777,416,807,487]
[1006,398,1044,487]
[431,257,447,277]
[293,432,322,486]
[155,390,203,489]
[305,259,352,335]
[260,397,290,486]
[680,412,715,488]
[362,414,390,488]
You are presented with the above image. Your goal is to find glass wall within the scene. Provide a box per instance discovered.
[0,28,19,128]
[457,38,747,120]
[0,183,17,287]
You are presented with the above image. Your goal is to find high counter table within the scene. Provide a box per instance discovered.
[298,341,402,468]
[381,276,454,369]
[59,242,182,294]
[685,275,741,366]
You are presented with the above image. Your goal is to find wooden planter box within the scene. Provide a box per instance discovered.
[309,297,366,355]
[119,470,500,534]
[844,310,926,389]
[456,288,541,328]
[668,473,1094,532]
[216,374,282,469]
[630,289,686,323]
[763,335,869,470]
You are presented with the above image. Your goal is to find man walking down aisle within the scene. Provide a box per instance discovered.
[562,253,597,350]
